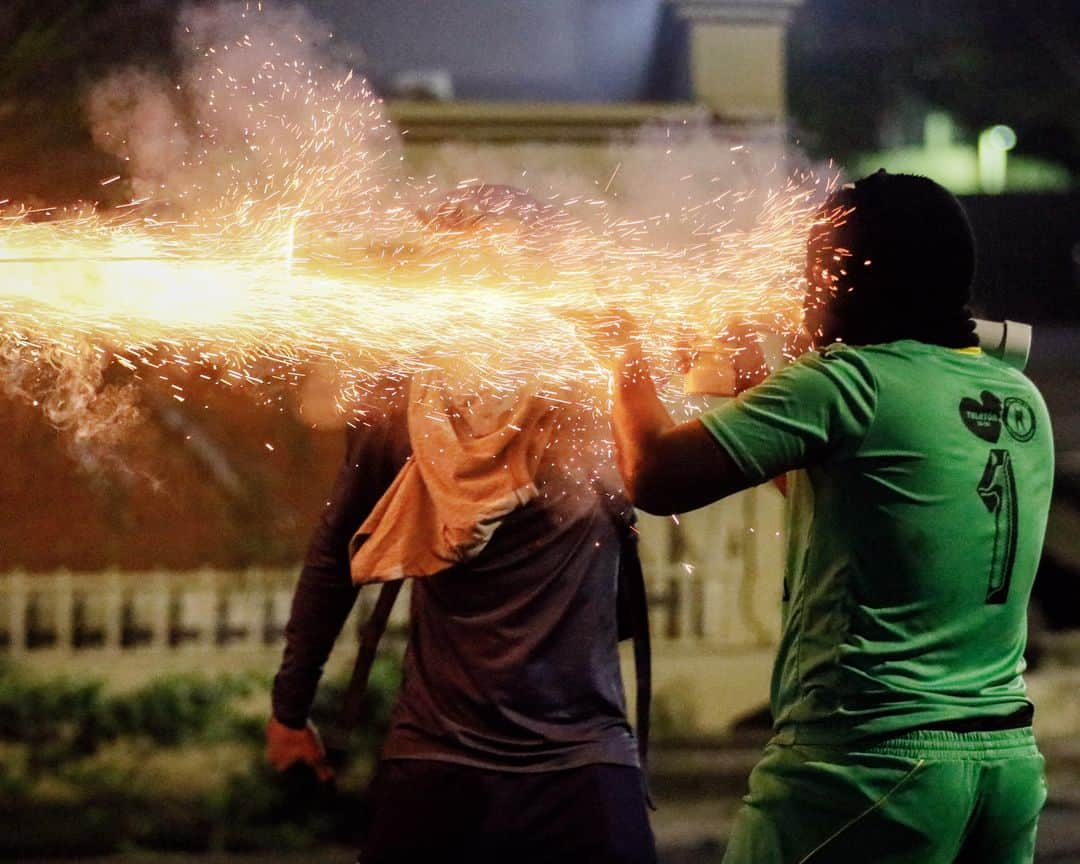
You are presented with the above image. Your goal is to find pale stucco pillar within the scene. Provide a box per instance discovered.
[669,0,803,122]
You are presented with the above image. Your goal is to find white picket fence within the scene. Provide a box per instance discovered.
[0,567,392,684]
[1,568,301,657]
[0,559,754,659]
[0,487,788,734]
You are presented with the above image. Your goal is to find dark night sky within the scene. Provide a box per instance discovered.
[787,0,1080,170]
[0,0,1077,193]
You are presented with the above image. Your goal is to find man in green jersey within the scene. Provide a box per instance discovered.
[605,171,1053,863]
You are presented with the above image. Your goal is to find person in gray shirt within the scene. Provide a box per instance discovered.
[267,187,656,864]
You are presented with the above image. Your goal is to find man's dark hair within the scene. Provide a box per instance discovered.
[805,170,978,348]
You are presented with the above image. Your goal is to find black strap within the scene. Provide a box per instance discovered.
[337,580,403,733]
[619,538,655,809]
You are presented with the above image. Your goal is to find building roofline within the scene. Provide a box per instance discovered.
[669,0,804,24]
[387,100,781,143]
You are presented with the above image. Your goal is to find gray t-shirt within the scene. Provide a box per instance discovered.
[384,476,638,770]
[272,398,639,771]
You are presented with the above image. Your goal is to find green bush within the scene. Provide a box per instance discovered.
[0,659,400,856]
[112,673,255,746]
[0,667,258,776]
[0,671,107,769]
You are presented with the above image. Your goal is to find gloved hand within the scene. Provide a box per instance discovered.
[265,716,334,783]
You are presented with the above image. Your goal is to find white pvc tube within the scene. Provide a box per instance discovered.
[973,319,1032,371]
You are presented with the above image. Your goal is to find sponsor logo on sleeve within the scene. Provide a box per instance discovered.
[1002,397,1036,442]
[959,391,1003,443]
[959,391,1036,443]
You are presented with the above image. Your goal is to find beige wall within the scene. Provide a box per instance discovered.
[689,22,788,121]
[671,0,802,122]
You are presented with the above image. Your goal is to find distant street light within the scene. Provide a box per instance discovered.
[978,124,1017,194]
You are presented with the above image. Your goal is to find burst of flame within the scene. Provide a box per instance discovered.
[0,4,827,440]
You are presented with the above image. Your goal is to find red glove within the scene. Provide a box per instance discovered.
[265,716,334,783]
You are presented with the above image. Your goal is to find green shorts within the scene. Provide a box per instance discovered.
[722,728,1046,864]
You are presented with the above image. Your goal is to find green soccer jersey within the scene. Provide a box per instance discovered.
[699,340,1054,745]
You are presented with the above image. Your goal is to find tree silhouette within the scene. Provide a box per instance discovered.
[789,0,1080,176]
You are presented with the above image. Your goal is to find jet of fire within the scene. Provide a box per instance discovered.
[0,2,826,437]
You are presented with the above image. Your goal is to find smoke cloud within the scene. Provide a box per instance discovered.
[0,340,143,475]
[4,0,828,467]
[86,1,402,236]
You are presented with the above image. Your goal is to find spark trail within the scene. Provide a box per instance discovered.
[0,1,827,439]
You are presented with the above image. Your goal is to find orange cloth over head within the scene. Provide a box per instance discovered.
[349,374,557,583]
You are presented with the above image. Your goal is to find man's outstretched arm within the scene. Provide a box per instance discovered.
[612,344,754,516]
[268,395,410,776]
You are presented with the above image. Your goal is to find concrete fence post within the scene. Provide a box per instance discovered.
[103,570,122,651]
[149,571,169,650]
[7,571,27,657]
[54,570,73,653]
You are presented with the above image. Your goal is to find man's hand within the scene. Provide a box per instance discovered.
[266,716,334,783]
[671,322,773,397]
[568,305,757,514]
